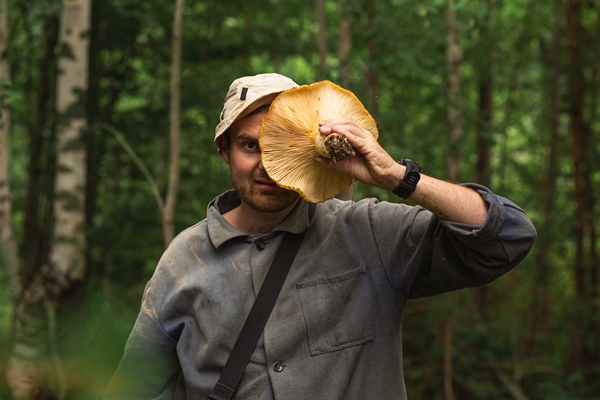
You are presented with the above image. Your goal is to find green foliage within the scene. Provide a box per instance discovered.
[57,282,139,400]
[0,263,14,398]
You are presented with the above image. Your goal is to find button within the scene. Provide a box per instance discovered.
[256,239,267,251]
[272,361,285,373]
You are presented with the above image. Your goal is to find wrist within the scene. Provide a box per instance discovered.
[384,162,406,191]
[392,159,421,199]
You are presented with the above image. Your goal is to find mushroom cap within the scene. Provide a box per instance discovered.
[259,80,378,203]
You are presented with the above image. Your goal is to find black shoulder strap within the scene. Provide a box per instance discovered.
[207,202,316,400]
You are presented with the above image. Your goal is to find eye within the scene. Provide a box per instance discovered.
[243,141,259,151]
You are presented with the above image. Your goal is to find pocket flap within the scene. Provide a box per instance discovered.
[296,266,374,355]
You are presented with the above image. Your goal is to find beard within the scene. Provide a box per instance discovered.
[231,171,299,213]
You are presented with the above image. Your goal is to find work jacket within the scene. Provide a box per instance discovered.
[104,185,536,400]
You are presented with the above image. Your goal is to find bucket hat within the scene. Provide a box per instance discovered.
[214,73,299,144]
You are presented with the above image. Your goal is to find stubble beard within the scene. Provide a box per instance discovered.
[232,175,299,213]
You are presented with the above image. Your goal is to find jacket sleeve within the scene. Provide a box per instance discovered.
[103,280,180,400]
[370,184,537,301]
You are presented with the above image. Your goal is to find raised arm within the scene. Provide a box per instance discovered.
[318,118,487,225]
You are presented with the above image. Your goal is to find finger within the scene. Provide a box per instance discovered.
[318,122,333,135]
[327,125,374,155]
[326,121,375,145]
[319,118,364,136]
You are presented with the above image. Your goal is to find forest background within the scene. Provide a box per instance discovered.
[0,0,599,399]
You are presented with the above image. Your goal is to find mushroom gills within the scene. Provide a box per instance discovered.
[315,133,355,163]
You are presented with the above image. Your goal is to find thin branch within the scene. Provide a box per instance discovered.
[91,122,165,212]
[163,0,185,246]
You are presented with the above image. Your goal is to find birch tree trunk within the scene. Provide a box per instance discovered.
[45,0,91,395]
[6,1,91,398]
[51,0,90,287]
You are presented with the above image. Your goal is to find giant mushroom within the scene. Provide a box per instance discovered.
[259,80,379,203]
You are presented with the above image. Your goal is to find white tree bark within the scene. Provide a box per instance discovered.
[7,3,91,398]
[51,0,91,284]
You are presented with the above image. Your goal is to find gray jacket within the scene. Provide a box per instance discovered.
[105,185,536,400]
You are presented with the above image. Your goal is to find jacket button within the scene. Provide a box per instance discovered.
[272,361,285,373]
[256,239,267,251]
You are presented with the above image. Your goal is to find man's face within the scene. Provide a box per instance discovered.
[220,109,299,213]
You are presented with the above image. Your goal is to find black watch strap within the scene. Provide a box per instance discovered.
[392,159,421,199]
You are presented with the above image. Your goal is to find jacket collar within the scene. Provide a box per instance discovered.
[207,190,310,249]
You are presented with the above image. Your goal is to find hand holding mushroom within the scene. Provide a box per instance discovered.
[316,117,401,192]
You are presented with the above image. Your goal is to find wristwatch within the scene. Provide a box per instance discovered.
[392,159,421,199]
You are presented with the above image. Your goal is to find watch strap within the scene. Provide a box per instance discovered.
[392,159,421,199]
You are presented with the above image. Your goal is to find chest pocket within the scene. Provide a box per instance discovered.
[296,266,374,356]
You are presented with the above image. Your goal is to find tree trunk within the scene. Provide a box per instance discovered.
[21,9,59,282]
[364,1,379,118]
[6,5,59,400]
[338,0,351,88]
[445,0,463,182]
[530,0,562,353]
[162,0,184,247]
[315,0,328,79]
[566,0,598,391]
[475,0,493,187]
[473,0,494,369]
[48,0,91,395]
[7,1,92,398]
[0,0,19,292]
[51,0,90,286]
[441,3,463,398]
[84,0,103,276]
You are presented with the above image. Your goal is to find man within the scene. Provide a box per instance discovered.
[105,73,536,399]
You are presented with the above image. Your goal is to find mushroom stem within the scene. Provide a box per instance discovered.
[314,133,332,158]
[315,133,355,162]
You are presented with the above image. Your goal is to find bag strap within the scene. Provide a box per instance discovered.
[207,203,316,400]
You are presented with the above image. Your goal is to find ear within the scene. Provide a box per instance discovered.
[217,136,231,165]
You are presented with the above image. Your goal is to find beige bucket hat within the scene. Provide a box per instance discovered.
[214,73,299,145]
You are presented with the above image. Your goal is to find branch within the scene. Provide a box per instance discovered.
[91,122,165,212]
